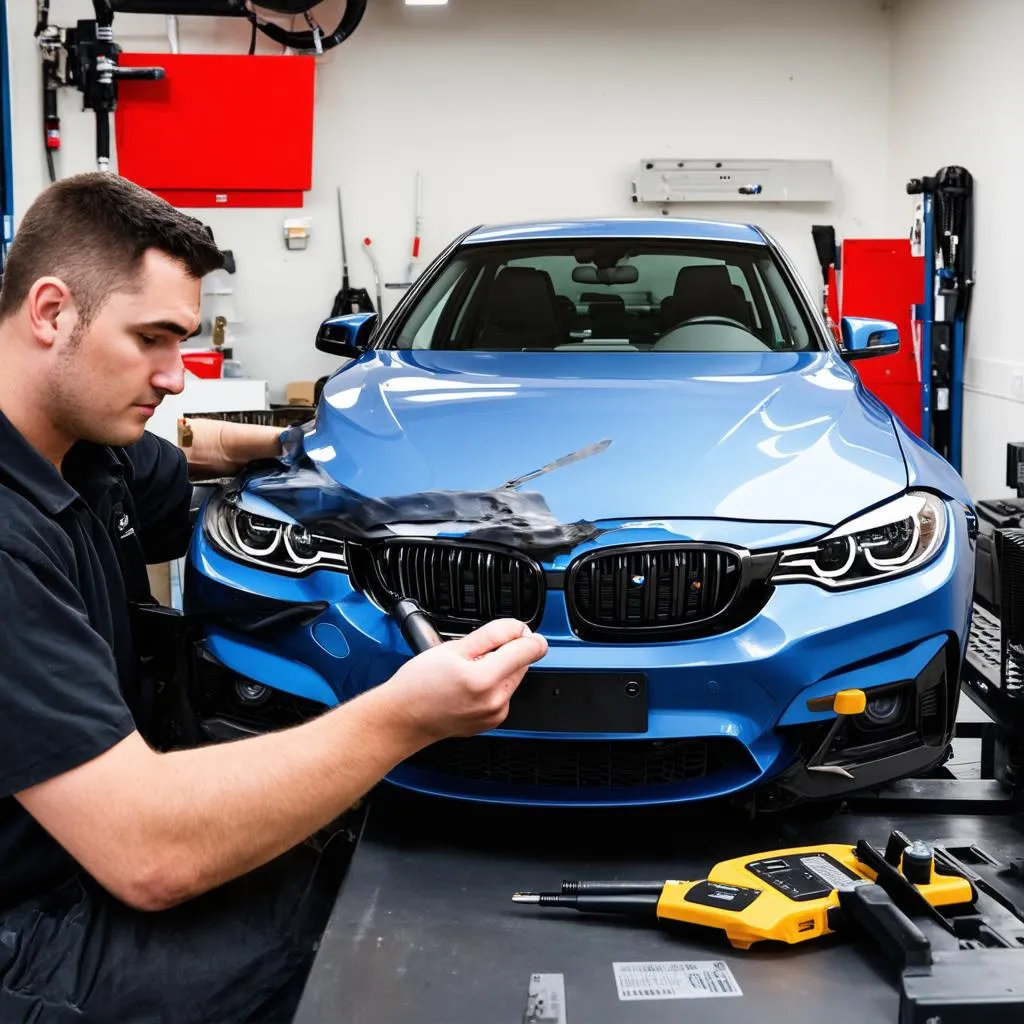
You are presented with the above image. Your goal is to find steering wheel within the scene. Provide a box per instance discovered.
[673,315,750,331]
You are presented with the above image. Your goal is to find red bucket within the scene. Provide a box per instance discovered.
[182,350,224,379]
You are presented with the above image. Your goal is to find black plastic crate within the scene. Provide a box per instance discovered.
[974,498,1024,614]
[183,405,316,428]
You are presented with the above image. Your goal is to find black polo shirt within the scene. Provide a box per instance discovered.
[0,410,192,911]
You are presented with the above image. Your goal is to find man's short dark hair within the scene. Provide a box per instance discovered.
[0,172,225,328]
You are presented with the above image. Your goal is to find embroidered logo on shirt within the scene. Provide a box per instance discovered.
[117,513,136,540]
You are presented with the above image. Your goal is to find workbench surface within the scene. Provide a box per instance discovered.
[295,786,1023,1024]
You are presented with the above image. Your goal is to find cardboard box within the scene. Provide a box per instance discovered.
[147,561,172,606]
[286,380,317,407]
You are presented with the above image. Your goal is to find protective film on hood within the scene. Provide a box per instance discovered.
[232,441,612,560]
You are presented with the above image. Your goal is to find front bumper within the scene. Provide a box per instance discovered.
[759,643,956,808]
[186,502,974,806]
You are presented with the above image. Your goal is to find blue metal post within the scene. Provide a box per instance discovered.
[950,316,965,473]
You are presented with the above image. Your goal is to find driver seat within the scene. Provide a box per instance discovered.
[660,265,751,330]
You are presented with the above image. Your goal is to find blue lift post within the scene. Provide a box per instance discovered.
[907,167,975,474]
[0,0,14,266]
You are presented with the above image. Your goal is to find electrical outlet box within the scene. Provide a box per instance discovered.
[284,218,312,250]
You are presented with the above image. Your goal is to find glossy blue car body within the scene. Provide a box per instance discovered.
[185,218,976,808]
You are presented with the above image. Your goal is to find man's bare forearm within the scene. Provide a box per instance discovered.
[131,685,421,908]
[181,418,284,478]
[18,622,545,912]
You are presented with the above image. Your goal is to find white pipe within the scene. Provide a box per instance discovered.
[167,15,180,54]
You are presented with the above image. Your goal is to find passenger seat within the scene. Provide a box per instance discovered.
[478,267,564,350]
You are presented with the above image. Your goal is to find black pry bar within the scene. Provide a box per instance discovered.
[516,892,662,918]
[561,880,667,896]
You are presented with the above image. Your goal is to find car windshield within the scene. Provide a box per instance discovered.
[392,239,820,353]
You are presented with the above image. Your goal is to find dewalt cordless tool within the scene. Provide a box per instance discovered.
[516,832,1024,1021]
[515,832,976,956]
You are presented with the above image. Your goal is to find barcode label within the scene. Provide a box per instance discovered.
[612,961,742,1001]
[800,855,865,892]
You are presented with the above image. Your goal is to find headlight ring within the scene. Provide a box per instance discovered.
[771,491,947,589]
[205,496,348,576]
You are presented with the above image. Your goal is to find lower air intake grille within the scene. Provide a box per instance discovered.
[918,687,941,724]
[405,737,748,789]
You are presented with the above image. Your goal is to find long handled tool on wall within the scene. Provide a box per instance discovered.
[408,170,423,284]
[386,171,427,295]
[362,236,384,319]
[330,186,374,316]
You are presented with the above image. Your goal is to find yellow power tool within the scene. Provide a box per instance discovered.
[514,834,976,955]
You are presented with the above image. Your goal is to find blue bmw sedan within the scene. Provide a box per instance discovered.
[185,218,976,808]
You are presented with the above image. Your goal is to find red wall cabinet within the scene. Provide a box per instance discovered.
[114,53,315,208]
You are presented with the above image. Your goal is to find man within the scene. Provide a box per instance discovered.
[0,173,547,1022]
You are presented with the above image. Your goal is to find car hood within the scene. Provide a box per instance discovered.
[287,351,907,530]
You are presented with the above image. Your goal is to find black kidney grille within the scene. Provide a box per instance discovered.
[405,737,749,789]
[570,547,742,639]
[371,542,544,631]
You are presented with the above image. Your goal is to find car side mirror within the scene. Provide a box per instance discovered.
[315,313,378,358]
[840,317,900,361]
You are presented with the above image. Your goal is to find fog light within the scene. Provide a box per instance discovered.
[235,680,272,706]
[864,691,906,726]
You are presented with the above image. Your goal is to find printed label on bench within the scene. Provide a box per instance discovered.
[612,961,742,1001]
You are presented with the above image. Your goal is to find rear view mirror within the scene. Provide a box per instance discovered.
[315,312,378,358]
[571,265,639,285]
[840,317,900,361]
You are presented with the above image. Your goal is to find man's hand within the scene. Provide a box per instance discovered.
[379,619,549,745]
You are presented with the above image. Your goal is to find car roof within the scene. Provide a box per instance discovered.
[462,218,766,246]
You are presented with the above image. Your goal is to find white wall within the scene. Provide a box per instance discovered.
[8,0,895,399]
[889,0,1024,500]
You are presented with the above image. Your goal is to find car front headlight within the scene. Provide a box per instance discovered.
[771,491,947,589]
[204,496,347,576]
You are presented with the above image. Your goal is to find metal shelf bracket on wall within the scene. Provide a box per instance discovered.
[631,159,835,205]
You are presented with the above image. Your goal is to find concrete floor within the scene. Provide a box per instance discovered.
[949,694,992,780]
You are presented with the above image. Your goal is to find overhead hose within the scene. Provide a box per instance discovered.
[248,0,367,53]
[34,0,52,37]
[92,0,115,27]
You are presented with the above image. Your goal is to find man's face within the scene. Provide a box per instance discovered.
[48,249,201,447]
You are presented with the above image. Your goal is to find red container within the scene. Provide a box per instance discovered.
[182,350,224,379]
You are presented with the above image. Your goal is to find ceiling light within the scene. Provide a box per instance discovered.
[405,0,448,5]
